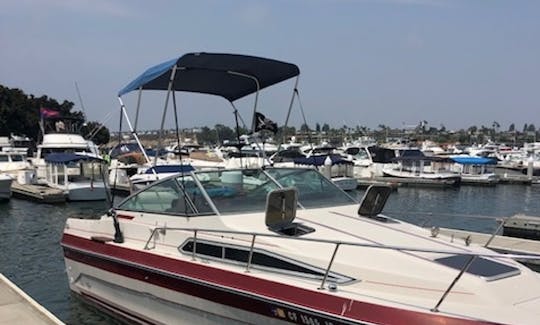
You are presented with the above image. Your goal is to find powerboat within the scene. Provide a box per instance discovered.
[0,150,33,178]
[61,52,540,324]
[32,119,100,183]
[383,151,461,187]
[450,156,499,185]
[62,167,540,324]
[0,173,13,201]
[44,153,108,201]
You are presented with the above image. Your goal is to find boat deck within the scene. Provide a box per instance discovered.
[0,274,63,325]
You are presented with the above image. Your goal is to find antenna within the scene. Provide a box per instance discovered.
[74,81,87,125]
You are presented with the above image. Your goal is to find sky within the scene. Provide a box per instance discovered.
[1,0,539,132]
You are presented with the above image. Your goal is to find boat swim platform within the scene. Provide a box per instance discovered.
[11,182,66,203]
[435,227,540,266]
[0,274,64,325]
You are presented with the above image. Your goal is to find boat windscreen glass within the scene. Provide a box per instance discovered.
[118,176,214,216]
[117,168,356,216]
[265,168,356,208]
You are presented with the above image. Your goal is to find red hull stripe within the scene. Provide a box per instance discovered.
[61,233,498,325]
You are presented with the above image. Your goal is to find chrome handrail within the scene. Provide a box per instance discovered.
[143,226,540,260]
[141,226,540,312]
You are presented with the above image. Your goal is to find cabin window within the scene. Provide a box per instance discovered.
[12,155,24,162]
[435,255,520,281]
[180,239,354,284]
[0,156,8,162]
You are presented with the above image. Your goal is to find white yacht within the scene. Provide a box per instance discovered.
[0,173,13,200]
[33,132,100,183]
[0,150,32,176]
[44,153,108,201]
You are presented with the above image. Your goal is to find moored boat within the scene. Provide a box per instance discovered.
[61,52,540,325]
[0,173,13,201]
[44,153,108,201]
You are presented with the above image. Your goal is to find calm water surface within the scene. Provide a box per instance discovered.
[1,185,540,324]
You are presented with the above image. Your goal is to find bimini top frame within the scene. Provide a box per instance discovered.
[116,52,301,167]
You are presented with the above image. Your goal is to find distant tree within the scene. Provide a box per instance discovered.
[508,123,515,132]
[81,121,110,145]
[527,124,536,132]
[214,124,235,143]
[439,124,447,133]
[523,124,528,132]
[300,123,310,133]
[492,121,500,132]
[315,123,321,133]
[321,123,330,133]
[0,84,84,142]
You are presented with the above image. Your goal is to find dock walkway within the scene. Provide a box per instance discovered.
[11,182,65,203]
[0,273,63,324]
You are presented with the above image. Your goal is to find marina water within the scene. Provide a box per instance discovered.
[1,185,540,324]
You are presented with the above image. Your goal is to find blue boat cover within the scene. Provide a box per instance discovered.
[45,153,103,164]
[145,148,171,157]
[118,52,300,102]
[144,164,195,174]
[450,156,497,165]
[293,155,353,166]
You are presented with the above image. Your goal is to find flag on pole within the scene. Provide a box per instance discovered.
[253,112,278,134]
[40,107,60,119]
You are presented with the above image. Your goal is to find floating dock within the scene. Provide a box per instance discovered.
[357,176,458,188]
[356,175,539,188]
[11,182,65,203]
[0,273,64,324]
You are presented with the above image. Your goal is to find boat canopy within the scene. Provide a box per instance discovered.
[144,165,195,174]
[118,52,300,102]
[450,156,497,165]
[294,155,353,166]
[44,153,103,164]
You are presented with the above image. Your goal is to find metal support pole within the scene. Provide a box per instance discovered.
[226,71,260,133]
[154,65,178,167]
[192,229,198,261]
[484,217,508,248]
[246,234,257,273]
[318,243,340,290]
[133,87,143,132]
[117,97,155,177]
[278,76,299,152]
[431,255,476,312]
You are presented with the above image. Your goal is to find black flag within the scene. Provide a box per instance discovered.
[254,112,278,134]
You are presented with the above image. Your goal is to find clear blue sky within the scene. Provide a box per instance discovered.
[1,0,539,132]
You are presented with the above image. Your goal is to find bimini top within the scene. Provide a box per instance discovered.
[450,156,497,165]
[118,52,300,101]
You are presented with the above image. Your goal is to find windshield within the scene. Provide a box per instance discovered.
[117,168,356,216]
